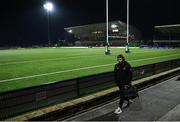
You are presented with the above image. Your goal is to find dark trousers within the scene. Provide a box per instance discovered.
[118,85,129,108]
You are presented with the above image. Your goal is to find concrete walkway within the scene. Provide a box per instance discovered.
[66,75,180,121]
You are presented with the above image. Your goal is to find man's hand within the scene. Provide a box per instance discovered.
[124,85,129,89]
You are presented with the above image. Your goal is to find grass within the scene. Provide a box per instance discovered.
[0,47,180,93]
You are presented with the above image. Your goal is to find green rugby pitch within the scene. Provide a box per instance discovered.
[0,47,180,93]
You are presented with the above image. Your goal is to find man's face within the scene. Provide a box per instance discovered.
[117,57,123,64]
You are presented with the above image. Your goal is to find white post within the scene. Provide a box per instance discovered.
[126,0,130,53]
[127,0,129,44]
[106,0,108,45]
[105,0,111,55]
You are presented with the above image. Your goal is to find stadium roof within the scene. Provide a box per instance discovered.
[64,20,130,37]
[154,24,180,34]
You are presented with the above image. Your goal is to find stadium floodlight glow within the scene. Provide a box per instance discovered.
[111,24,118,29]
[43,2,54,12]
[112,29,119,32]
[68,30,73,33]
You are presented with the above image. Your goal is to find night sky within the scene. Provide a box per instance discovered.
[0,0,180,46]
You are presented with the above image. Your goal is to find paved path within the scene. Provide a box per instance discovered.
[66,75,180,121]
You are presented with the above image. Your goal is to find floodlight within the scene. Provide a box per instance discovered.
[112,29,119,32]
[44,2,54,12]
[111,24,118,28]
[68,30,73,33]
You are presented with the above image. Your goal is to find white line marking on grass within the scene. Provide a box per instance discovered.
[0,64,113,83]
[0,55,92,66]
[0,50,167,66]
[0,54,180,83]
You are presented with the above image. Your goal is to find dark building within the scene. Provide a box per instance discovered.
[154,24,180,47]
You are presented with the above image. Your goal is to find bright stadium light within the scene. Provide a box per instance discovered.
[43,2,54,12]
[43,2,54,46]
[105,0,111,55]
[112,29,119,32]
[68,29,73,33]
[111,24,118,29]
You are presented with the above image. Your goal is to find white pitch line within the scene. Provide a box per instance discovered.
[0,50,166,66]
[0,55,91,66]
[0,64,113,83]
[0,54,179,83]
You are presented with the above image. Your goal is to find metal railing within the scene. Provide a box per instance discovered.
[0,59,179,119]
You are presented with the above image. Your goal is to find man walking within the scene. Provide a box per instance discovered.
[114,54,132,114]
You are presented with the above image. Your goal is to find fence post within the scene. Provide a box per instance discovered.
[153,64,156,75]
[76,78,80,98]
[170,60,175,69]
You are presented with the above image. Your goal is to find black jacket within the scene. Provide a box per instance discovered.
[114,61,132,87]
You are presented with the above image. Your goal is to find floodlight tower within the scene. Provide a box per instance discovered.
[44,1,54,46]
[125,0,130,53]
[105,0,111,55]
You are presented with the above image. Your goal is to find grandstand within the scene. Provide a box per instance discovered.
[64,20,140,47]
[154,24,180,47]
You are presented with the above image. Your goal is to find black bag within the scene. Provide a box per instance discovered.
[123,86,139,99]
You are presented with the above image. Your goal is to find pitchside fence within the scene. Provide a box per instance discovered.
[0,59,180,119]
